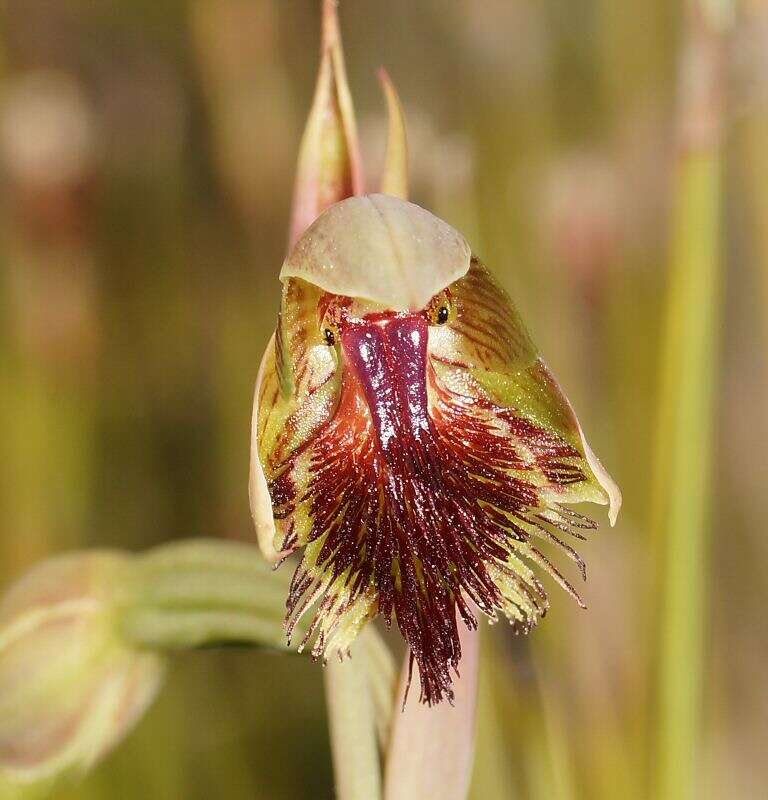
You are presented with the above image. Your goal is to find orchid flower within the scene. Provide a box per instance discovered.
[250,0,621,707]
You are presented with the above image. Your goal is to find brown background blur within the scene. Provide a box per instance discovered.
[0,1,765,798]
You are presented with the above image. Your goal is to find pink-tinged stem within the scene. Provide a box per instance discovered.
[383,621,480,800]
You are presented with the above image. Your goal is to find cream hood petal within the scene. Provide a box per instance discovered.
[280,194,471,311]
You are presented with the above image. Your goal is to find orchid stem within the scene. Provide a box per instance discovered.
[384,620,480,800]
[119,539,297,652]
[324,639,383,800]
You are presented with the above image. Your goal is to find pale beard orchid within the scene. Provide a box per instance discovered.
[250,193,620,705]
[249,1,620,707]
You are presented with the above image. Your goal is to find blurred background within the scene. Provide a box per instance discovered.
[0,1,765,798]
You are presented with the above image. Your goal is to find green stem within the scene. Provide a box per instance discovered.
[121,537,393,800]
[653,152,720,800]
[324,639,383,800]
[651,4,727,797]
[360,626,398,750]
[120,538,296,652]
[654,151,720,800]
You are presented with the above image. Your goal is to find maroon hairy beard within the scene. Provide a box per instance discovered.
[270,315,596,705]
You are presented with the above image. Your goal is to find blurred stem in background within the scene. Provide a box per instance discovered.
[528,679,577,800]
[651,1,729,799]
[469,633,521,800]
[737,1,768,360]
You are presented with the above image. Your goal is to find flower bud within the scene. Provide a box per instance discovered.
[0,552,165,785]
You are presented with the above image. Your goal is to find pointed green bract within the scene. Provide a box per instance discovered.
[288,0,364,248]
[379,69,409,200]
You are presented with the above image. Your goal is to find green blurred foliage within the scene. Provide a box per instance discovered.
[0,1,764,798]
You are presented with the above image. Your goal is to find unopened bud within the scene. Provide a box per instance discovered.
[0,552,164,785]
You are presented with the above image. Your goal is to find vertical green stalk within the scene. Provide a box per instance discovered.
[654,152,720,800]
[651,3,729,798]
[324,643,383,800]
[468,632,520,800]
[737,4,768,360]
[531,667,577,800]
